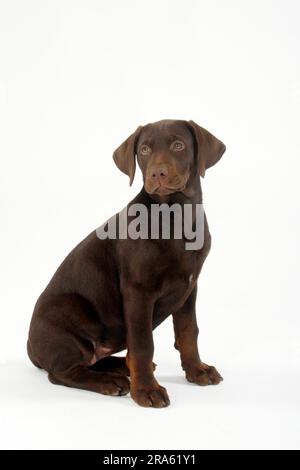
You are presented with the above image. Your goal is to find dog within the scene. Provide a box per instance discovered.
[27,119,226,408]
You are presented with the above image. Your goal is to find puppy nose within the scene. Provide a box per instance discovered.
[151,165,168,181]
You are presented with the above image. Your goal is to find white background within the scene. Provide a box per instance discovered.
[0,0,299,450]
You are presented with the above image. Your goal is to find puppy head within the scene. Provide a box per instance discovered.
[113,119,226,195]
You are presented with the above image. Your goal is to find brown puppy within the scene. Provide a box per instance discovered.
[27,119,226,408]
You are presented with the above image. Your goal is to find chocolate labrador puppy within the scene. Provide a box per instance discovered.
[27,119,226,408]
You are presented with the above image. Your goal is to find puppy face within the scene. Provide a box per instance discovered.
[113,119,226,195]
[137,120,194,196]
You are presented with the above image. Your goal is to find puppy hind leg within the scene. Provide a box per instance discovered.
[46,335,130,396]
[49,366,130,396]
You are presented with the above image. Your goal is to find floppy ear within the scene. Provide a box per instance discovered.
[187,120,226,178]
[113,126,143,186]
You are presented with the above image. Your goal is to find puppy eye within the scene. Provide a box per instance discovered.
[171,140,185,151]
[140,145,152,155]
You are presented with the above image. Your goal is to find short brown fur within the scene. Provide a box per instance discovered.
[27,119,226,407]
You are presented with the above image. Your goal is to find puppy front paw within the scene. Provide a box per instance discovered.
[131,383,170,408]
[185,362,223,386]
